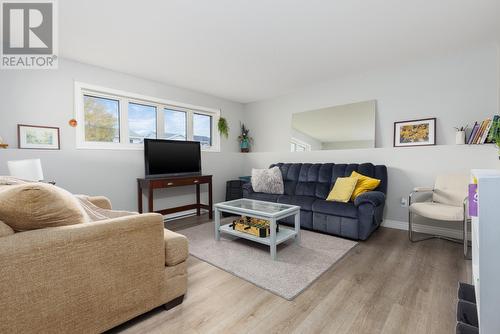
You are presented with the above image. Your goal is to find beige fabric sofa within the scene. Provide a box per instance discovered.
[0,196,188,334]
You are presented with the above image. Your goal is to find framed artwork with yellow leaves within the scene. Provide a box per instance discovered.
[394,118,436,147]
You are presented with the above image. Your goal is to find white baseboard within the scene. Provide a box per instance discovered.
[382,219,465,240]
[163,209,198,221]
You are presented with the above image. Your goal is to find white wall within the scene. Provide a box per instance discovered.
[0,59,245,212]
[321,140,374,150]
[245,45,499,152]
[242,44,500,229]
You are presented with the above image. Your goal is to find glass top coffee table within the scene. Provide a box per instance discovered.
[214,198,301,260]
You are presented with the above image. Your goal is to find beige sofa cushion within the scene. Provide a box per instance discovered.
[0,221,14,237]
[0,183,88,232]
[163,229,189,266]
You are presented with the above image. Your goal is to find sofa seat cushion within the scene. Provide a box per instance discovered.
[277,195,316,211]
[312,200,358,219]
[0,183,88,232]
[164,229,189,266]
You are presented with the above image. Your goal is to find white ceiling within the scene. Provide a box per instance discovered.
[59,0,500,103]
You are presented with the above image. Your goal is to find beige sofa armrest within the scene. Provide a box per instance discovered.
[163,229,189,266]
[87,195,112,210]
[0,213,165,334]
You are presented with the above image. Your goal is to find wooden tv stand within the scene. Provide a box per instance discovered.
[137,175,213,219]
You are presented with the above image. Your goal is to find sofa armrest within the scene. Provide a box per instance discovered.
[163,229,188,266]
[242,182,254,196]
[87,195,112,210]
[354,191,386,207]
[0,213,165,333]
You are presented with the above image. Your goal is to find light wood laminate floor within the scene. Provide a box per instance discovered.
[111,214,470,334]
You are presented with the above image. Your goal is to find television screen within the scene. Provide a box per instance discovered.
[144,139,201,178]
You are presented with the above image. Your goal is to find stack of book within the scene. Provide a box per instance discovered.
[468,115,500,144]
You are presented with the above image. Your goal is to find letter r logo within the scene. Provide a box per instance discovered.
[2,2,53,54]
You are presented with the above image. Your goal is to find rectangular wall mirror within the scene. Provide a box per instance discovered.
[291,100,376,151]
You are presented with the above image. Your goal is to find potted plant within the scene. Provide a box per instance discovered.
[238,123,253,153]
[217,117,229,139]
[494,124,500,160]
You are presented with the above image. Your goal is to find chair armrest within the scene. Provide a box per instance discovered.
[354,191,386,207]
[242,182,254,196]
[413,187,434,193]
[409,187,434,206]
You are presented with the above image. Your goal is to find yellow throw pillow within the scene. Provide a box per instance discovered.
[326,177,358,203]
[350,171,381,200]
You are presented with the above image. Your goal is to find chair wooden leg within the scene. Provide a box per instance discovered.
[163,295,184,311]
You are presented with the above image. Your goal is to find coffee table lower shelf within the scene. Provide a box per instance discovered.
[219,224,298,245]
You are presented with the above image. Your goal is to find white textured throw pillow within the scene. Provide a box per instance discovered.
[251,167,284,194]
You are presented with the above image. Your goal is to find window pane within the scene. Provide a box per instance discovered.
[193,113,212,148]
[84,95,120,142]
[128,103,156,144]
[164,109,187,141]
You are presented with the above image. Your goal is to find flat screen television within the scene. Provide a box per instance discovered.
[144,139,201,178]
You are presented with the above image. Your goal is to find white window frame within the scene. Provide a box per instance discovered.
[290,137,311,152]
[74,82,221,151]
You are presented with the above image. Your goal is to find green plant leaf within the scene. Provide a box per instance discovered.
[217,117,229,138]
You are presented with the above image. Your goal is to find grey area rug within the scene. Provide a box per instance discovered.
[179,220,358,300]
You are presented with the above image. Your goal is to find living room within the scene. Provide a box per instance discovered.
[1,1,500,333]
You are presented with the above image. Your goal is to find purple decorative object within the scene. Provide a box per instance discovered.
[468,184,478,217]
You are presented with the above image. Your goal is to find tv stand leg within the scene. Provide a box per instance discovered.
[196,184,201,216]
[208,180,213,220]
[137,181,143,213]
[148,186,154,213]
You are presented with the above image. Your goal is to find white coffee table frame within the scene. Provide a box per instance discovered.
[214,198,301,260]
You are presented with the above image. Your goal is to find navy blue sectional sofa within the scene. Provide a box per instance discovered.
[242,163,388,240]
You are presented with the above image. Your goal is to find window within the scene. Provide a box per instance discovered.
[193,113,212,148]
[84,95,120,143]
[164,109,187,141]
[128,103,156,144]
[290,138,311,152]
[75,82,220,151]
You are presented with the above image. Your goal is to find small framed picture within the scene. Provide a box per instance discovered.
[394,118,436,147]
[18,124,60,150]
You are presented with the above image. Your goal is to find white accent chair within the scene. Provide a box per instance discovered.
[408,174,469,258]
[7,159,44,181]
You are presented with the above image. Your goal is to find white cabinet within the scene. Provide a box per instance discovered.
[471,169,500,334]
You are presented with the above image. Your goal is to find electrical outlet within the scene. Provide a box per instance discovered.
[400,197,408,207]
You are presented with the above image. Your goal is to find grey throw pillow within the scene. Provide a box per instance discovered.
[251,167,284,194]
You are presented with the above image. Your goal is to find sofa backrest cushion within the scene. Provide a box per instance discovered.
[269,162,388,199]
[270,163,301,195]
[0,183,88,232]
